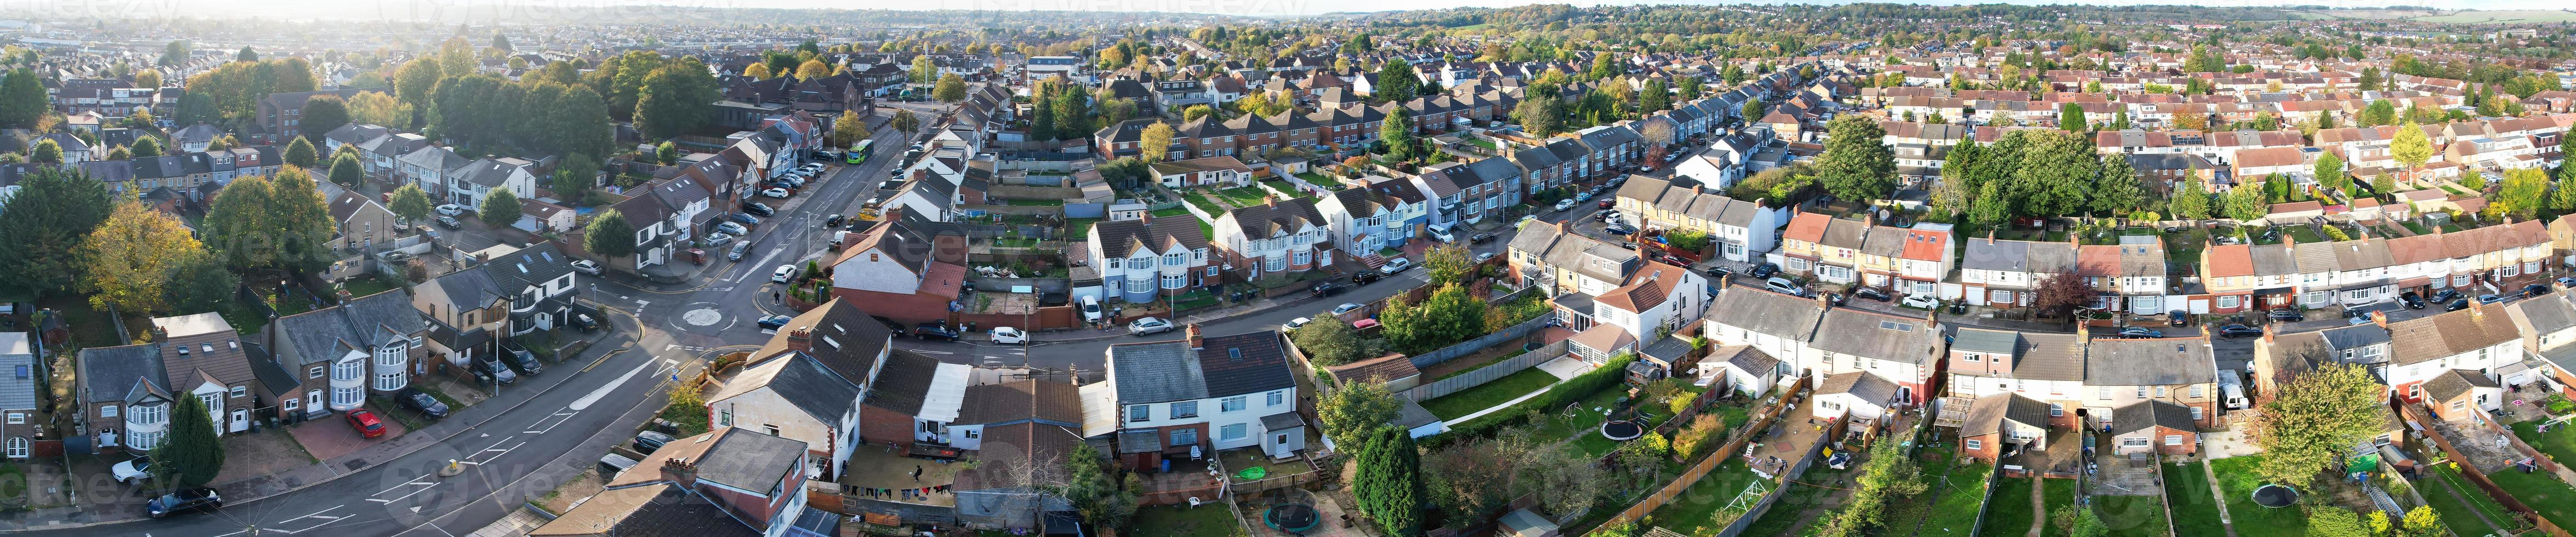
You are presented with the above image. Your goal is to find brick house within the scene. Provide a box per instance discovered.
[2108,399,2200,456]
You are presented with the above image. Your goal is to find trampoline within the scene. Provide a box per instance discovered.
[1236,467,1269,481]
[1265,503,1321,533]
[1601,420,1645,441]
[2251,484,2299,507]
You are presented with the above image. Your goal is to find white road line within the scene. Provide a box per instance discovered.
[289,504,346,520]
[374,478,434,496]
[569,358,655,411]
[369,482,440,504]
[910,350,955,355]
[425,522,460,537]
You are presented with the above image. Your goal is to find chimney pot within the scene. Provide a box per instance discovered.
[1187,324,1204,349]
[787,327,815,353]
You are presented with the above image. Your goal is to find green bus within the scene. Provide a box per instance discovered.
[846,139,873,164]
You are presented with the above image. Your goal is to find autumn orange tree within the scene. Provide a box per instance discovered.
[78,201,208,313]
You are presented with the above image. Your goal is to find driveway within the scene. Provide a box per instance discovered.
[288,407,412,461]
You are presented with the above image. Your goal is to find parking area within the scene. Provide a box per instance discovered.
[287,406,412,461]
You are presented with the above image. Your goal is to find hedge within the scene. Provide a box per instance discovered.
[1424,353,1639,449]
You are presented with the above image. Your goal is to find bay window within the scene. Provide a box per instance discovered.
[1125,277,1151,294]
[1162,273,1185,289]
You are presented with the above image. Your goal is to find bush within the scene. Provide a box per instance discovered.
[1671,415,1724,460]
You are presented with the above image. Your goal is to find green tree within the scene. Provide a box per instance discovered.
[655,141,680,164]
[77,202,206,313]
[2169,176,2211,220]
[2090,154,2142,215]
[2361,99,2396,127]
[1354,427,1425,537]
[283,136,320,169]
[2251,363,2386,489]
[477,188,520,227]
[1589,53,1622,81]
[1381,107,1416,161]
[0,167,111,297]
[1376,59,1420,103]
[931,73,968,103]
[0,69,47,128]
[300,94,350,140]
[389,184,433,224]
[1317,382,1398,441]
[549,156,597,204]
[1291,315,1367,365]
[635,60,719,139]
[2490,167,2549,219]
[1815,115,1897,203]
[236,47,258,62]
[27,139,60,164]
[2391,120,2432,182]
[2313,152,2348,195]
[1514,96,1562,136]
[1049,89,1089,140]
[163,255,238,315]
[200,169,335,272]
[1418,283,1486,349]
[2224,185,2269,221]
[130,135,163,158]
[153,395,226,488]
[1423,244,1473,284]
[1138,122,1174,163]
[2399,505,2443,537]
[327,150,363,187]
[394,58,443,109]
[2060,102,2085,131]
[2071,509,2109,537]
[2557,167,2576,213]
[1639,78,1670,112]
[892,110,922,136]
[910,55,937,85]
[2004,130,2100,217]
[582,209,638,261]
[160,40,189,67]
[832,110,871,146]
[1055,443,1139,532]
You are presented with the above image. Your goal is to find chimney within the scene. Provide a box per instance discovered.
[787,327,814,353]
[1187,324,1204,350]
[2075,321,2090,341]
[660,456,700,487]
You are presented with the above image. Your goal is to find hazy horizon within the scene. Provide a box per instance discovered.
[0,0,2545,21]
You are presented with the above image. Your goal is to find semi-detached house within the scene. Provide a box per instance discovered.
[1087,218,1215,305]
[1212,198,1333,281]
[266,290,429,415]
[1102,328,1305,459]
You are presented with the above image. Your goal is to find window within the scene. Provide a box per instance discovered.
[2136,387,2147,398]
[1164,253,1185,266]
[2190,385,2205,398]
[1128,405,1151,422]
[1268,391,1284,407]
[1106,258,1120,269]
[2164,435,2186,445]
[1221,423,1247,441]
[2217,295,2239,309]
[375,372,405,391]
[128,430,162,450]
[102,405,118,418]
[1125,277,1151,294]
[129,404,162,425]
[1266,255,1285,272]
[1169,428,1197,447]
[1222,397,1246,413]
[2097,387,2111,400]
[1173,401,1199,419]
[764,424,782,437]
[4,413,20,425]
[2191,406,2205,420]
[283,399,298,412]
[334,359,363,380]
[2122,438,2149,447]
[1162,273,1186,289]
[7,437,25,458]
[229,386,246,398]
[1963,438,1982,451]
[2048,403,2064,417]
[332,387,363,408]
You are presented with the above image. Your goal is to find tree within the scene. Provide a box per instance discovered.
[2361,99,2396,127]
[932,73,968,103]
[300,94,350,140]
[832,110,871,147]
[582,209,639,261]
[1138,122,1174,163]
[1381,107,1415,162]
[348,90,412,130]
[1424,244,1474,284]
[1317,382,1398,441]
[395,58,444,109]
[1056,443,1138,532]
[2391,120,2431,182]
[77,202,206,313]
[0,70,47,128]
[910,56,936,85]
[130,135,163,158]
[892,110,921,136]
[2304,507,2372,537]
[1292,315,1368,365]
[389,184,433,225]
[2060,102,2086,131]
[1353,427,1425,537]
[2399,506,2443,537]
[164,255,237,315]
[0,167,112,297]
[160,40,189,67]
[327,150,363,187]
[635,60,719,139]
[2225,185,2269,221]
[26,139,59,164]
[2557,167,2576,213]
[2169,176,2211,220]
[2251,363,2385,489]
[2004,130,2103,218]
[1375,59,1419,103]
[1415,284,1486,350]
[656,141,680,164]
[2173,111,2208,132]
[2090,154,2142,215]
[2313,152,2348,195]
[283,136,320,169]
[1815,115,1898,204]
[2031,272,2096,318]
[236,47,258,62]
[1181,105,1214,122]
[2492,167,2550,219]
[1639,78,1669,112]
[795,59,831,82]
[743,63,774,80]
[1514,97,1562,137]
[477,188,521,227]
[2071,509,2109,537]
[200,169,337,272]
[153,395,225,488]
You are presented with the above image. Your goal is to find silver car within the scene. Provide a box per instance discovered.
[1129,317,1174,336]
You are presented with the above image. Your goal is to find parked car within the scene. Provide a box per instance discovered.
[1605,225,1635,236]
[145,488,222,518]
[742,202,776,216]
[1129,317,1175,336]
[727,241,753,261]
[2478,294,2506,305]
[346,409,387,438]
[111,456,151,484]
[2560,276,2576,289]
[1310,282,1345,298]
[1597,199,1614,209]
[2266,309,2305,322]
[1332,302,1364,315]
[1470,232,1495,243]
[2446,299,2471,311]
[1852,288,1891,301]
[825,214,845,227]
[2118,327,2163,339]
[572,312,600,332]
[1764,277,1801,296]
[435,204,467,216]
[2432,289,2463,305]
[570,260,601,275]
[762,187,792,198]
[2168,310,2188,326]
[1554,199,1577,212]
[1081,295,1103,323]
[1748,262,1780,279]
[1283,317,1311,332]
[913,323,961,341]
[990,327,1028,345]
[1704,266,1732,279]
[1574,191,1595,202]
[728,213,762,226]
[757,315,793,330]
[1351,271,1381,285]
[395,387,450,420]
[634,431,676,453]
[1901,294,1940,309]
[772,264,800,283]
[1475,252,1498,264]
[2219,324,2265,338]
[502,346,544,376]
[436,215,463,229]
[471,355,518,386]
[701,232,734,245]
[715,222,749,236]
[2399,292,2426,309]
[1380,257,1412,275]
[2527,284,2554,298]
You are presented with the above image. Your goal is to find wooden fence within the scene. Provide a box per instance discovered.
[1404,340,1566,402]
[1584,375,1812,535]
[2397,401,2571,537]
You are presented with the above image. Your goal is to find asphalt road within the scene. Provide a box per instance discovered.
[36,314,684,537]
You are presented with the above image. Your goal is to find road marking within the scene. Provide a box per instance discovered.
[571,358,656,411]
[291,505,345,520]
[374,478,434,496]
[910,350,955,355]
[370,481,440,504]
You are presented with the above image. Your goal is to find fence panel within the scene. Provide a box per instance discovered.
[1405,341,1566,402]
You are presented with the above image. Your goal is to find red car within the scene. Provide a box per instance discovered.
[1597,199,1614,209]
[346,409,386,438]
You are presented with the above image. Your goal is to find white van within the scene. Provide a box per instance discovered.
[1428,223,1456,243]
[2217,369,2248,409]
[1081,295,1103,323]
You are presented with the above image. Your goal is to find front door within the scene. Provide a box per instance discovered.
[307,389,324,416]
[228,409,248,433]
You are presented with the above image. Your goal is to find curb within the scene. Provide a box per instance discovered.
[25,325,647,532]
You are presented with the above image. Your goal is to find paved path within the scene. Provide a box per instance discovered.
[2196,459,2241,537]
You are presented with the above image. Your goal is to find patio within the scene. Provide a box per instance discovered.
[833,445,958,506]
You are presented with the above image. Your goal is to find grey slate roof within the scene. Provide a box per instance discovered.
[1817,371,1899,404]
[761,354,861,423]
[0,333,35,410]
[1197,330,1296,401]
[244,341,300,398]
[1704,285,1823,341]
[428,243,574,309]
[2511,294,2576,335]
[1110,340,1201,404]
[2423,369,2498,402]
[1949,327,2019,355]
[1959,392,2049,438]
[2084,336,2212,386]
[2111,399,2198,435]
[863,351,941,416]
[273,289,426,366]
[691,427,809,495]
[1811,310,1936,366]
[1107,330,1294,404]
[77,344,164,405]
[1707,345,1781,375]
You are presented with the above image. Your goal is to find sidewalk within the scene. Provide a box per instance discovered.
[0,313,638,531]
[1020,288,1345,344]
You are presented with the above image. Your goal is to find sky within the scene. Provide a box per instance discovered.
[6,0,2541,21]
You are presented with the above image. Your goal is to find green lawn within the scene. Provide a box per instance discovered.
[1642,458,1765,536]
[2163,462,2228,537]
[2094,495,2170,537]
[2402,221,2432,235]
[1979,475,2039,537]
[1182,191,1226,214]
[2483,462,2576,530]
[1065,218,1100,239]
[1419,367,1561,420]
[340,276,400,299]
[993,237,1042,248]
[1210,186,1271,207]
[1741,465,1855,537]
[1258,179,1312,199]
[2512,420,2576,468]
[2425,463,2522,537]
[1896,448,1993,536]
[1150,207,1193,218]
[1131,505,1246,537]
[2209,456,2307,537]
[2041,478,2077,537]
